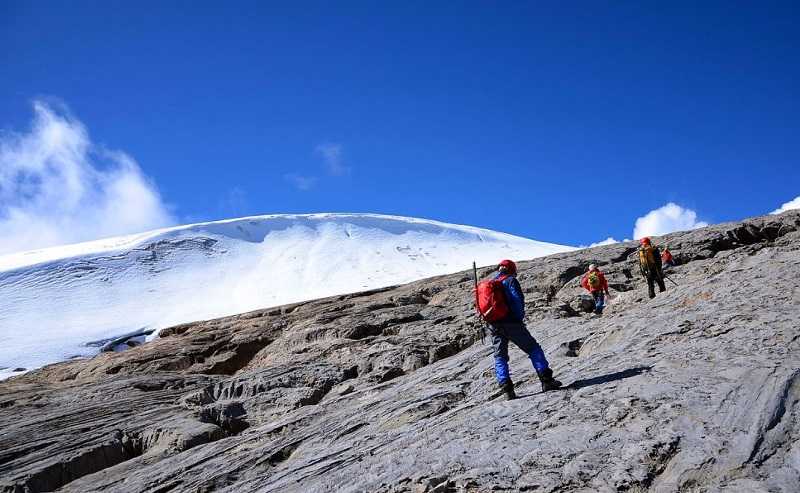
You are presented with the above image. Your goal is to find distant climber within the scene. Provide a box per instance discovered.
[580,264,610,315]
[475,259,562,400]
[638,237,666,299]
[661,246,676,269]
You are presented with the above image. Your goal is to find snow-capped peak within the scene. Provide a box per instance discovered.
[0,213,573,378]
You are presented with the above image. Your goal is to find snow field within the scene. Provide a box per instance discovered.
[0,213,573,378]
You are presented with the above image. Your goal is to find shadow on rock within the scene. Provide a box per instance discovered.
[566,366,653,390]
[513,366,653,399]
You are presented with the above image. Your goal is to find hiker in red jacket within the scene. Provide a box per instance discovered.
[661,246,676,269]
[580,264,610,315]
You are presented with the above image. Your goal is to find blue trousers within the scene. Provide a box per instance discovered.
[489,321,549,384]
[591,291,605,314]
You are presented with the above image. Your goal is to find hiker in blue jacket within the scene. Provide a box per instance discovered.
[490,259,562,400]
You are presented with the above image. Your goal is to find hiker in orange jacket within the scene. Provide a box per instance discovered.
[580,264,610,315]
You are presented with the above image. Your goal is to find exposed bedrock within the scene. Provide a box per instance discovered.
[1,211,799,492]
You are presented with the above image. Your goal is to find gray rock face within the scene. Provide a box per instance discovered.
[1,211,799,492]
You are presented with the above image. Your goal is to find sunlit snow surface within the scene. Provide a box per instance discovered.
[0,213,574,378]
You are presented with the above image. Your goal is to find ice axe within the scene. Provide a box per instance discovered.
[663,272,679,287]
[472,261,487,344]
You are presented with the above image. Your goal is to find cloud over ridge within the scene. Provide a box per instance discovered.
[0,101,174,255]
[771,196,800,215]
[633,202,708,239]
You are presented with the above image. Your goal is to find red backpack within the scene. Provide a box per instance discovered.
[475,275,509,322]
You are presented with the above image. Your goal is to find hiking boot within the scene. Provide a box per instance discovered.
[537,368,562,392]
[499,380,517,400]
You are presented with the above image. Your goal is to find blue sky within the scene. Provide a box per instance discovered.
[0,1,798,250]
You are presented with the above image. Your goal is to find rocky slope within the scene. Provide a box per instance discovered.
[1,211,799,492]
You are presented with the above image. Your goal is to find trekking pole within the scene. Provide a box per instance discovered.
[472,261,486,345]
[663,273,679,287]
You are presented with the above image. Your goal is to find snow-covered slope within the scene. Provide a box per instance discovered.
[0,213,573,378]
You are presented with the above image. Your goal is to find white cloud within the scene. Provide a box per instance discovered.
[0,101,174,255]
[589,237,619,247]
[315,142,350,175]
[284,173,317,191]
[771,196,800,215]
[578,237,620,248]
[633,202,708,240]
